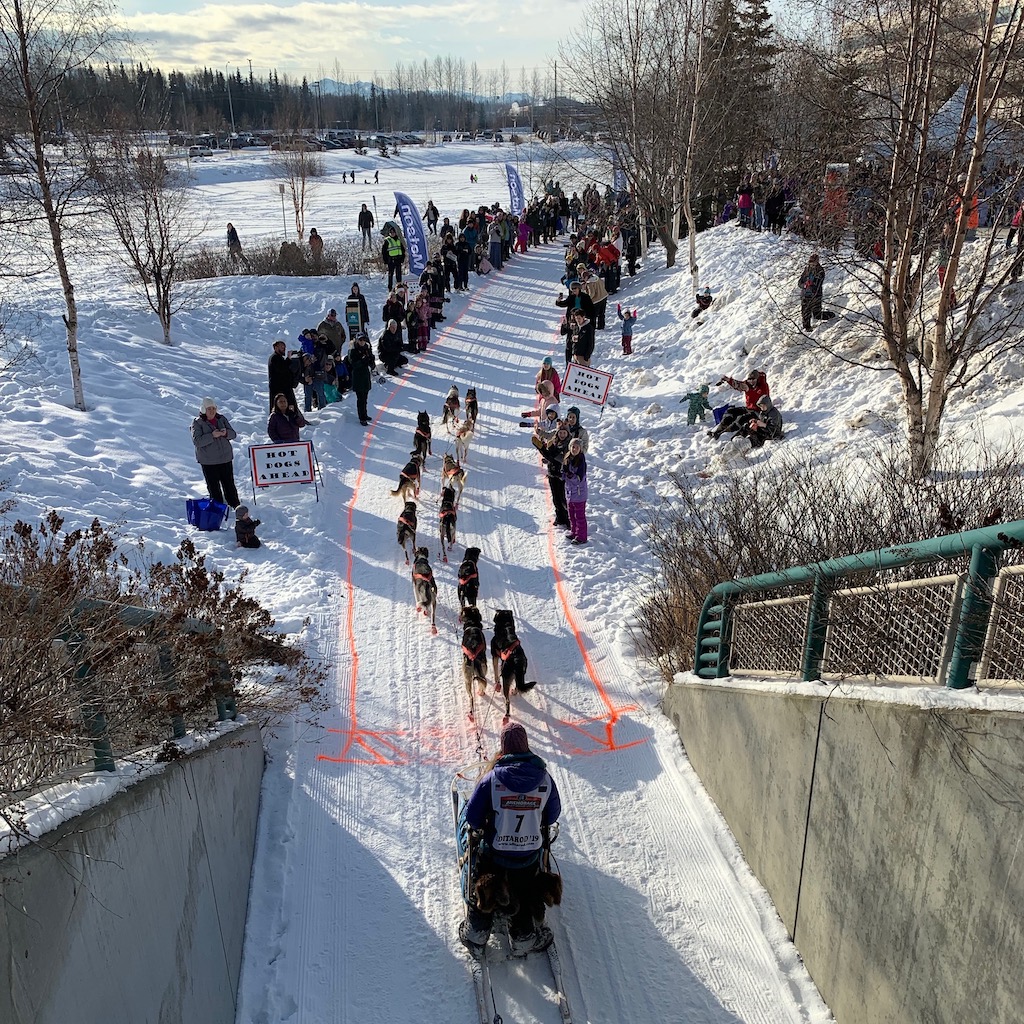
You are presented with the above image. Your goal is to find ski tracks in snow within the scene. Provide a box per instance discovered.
[235,247,831,1024]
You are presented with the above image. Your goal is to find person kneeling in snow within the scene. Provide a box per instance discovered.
[235,506,262,549]
[459,722,562,958]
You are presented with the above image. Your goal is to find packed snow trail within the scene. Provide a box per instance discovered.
[235,246,831,1024]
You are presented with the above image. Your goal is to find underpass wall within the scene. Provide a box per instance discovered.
[0,723,264,1024]
[663,681,1024,1024]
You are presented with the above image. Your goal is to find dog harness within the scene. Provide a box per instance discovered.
[458,568,478,585]
[490,776,550,854]
[400,465,420,482]
[497,638,521,661]
[413,570,434,583]
[440,505,456,520]
[398,514,416,529]
[415,426,430,440]
[461,640,485,660]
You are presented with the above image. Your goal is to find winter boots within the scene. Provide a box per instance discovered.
[510,925,554,957]
[459,919,488,958]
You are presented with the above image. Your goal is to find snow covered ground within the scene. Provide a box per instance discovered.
[6,140,1024,1023]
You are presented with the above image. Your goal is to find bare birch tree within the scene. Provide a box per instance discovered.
[801,0,1024,477]
[0,0,121,411]
[88,135,206,344]
[561,0,697,268]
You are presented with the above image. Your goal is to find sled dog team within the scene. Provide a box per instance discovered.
[390,385,537,720]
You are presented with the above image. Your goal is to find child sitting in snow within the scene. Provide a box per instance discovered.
[680,384,712,424]
[235,506,262,549]
[616,303,637,355]
[691,287,713,319]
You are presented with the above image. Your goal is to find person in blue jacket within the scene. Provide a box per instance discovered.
[459,722,562,958]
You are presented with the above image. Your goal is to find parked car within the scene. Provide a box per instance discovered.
[270,137,323,152]
[188,145,213,158]
[441,133,452,143]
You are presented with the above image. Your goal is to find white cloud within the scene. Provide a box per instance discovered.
[124,0,560,77]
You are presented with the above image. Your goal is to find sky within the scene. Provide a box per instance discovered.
[121,0,565,84]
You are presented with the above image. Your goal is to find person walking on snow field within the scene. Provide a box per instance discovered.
[459,722,562,959]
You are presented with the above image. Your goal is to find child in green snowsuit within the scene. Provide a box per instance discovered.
[681,384,712,424]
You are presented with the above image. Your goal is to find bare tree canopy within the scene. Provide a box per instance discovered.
[0,0,123,410]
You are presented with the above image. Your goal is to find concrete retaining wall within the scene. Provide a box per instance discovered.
[663,682,1024,1024]
[0,723,264,1024]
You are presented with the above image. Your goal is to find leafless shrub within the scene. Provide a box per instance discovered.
[0,512,327,826]
[180,239,382,280]
[635,436,1024,679]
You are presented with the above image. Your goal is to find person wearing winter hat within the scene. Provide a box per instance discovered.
[191,398,240,509]
[563,405,590,453]
[234,506,262,548]
[691,287,713,319]
[535,355,562,401]
[532,403,561,446]
[268,338,299,412]
[317,308,345,360]
[616,303,637,354]
[459,722,562,958]
[562,437,588,544]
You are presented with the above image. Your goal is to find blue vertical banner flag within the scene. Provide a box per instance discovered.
[612,153,628,194]
[393,191,428,278]
[505,163,525,215]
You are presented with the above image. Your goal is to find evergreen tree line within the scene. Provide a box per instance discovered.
[46,59,562,136]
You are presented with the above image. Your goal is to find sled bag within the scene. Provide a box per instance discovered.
[712,403,730,425]
[186,498,228,531]
[345,298,363,329]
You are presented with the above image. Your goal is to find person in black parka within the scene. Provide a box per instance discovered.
[268,339,299,412]
[348,332,376,426]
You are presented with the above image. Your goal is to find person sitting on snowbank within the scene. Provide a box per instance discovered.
[691,287,713,319]
[745,395,784,448]
[459,722,562,958]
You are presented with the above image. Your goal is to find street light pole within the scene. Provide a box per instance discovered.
[224,64,236,148]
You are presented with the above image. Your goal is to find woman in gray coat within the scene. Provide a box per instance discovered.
[191,397,240,508]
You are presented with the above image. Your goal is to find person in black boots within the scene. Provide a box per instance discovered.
[348,332,376,425]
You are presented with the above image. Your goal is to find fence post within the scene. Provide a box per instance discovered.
[157,647,187,739]
[801,573,831,682]
[213,657,237,721]
[945,543,1000,689]
[76,661,116,773]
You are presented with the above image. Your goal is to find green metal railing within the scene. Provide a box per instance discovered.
[693,521,1024,689]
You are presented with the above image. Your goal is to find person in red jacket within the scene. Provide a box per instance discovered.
[720,370,769,409]
[708,371,771,441]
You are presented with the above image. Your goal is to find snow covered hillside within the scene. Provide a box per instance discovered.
[7,141,1023,1023]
